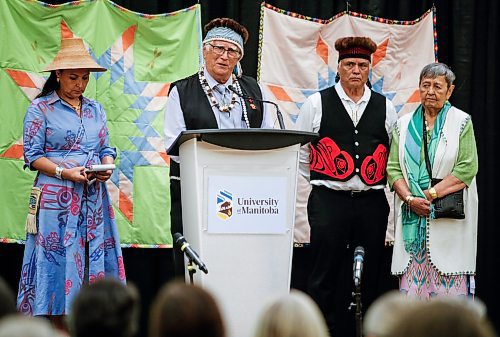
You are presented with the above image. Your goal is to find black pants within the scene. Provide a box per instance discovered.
[306,186,390,337]
[291,245,312,292]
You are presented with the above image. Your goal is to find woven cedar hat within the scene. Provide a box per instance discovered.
[43,38,106,72]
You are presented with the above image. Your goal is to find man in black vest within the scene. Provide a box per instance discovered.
[295,37,398,337]
[164,18,274,277]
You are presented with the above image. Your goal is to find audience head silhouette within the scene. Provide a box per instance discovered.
[150,280,225,337]
[0,316,64,337]
[253,290,329,337]
[364,290,416,337]
[387,297,498,337]
[70,278,140,337]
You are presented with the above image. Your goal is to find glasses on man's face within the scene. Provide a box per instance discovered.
[342,61,370,71]
[208,43,241,59]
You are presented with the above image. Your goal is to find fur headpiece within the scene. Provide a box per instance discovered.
[335,37,377,62]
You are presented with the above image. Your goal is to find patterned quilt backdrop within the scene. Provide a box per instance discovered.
[258,3,437,126]
[0,0,202,247]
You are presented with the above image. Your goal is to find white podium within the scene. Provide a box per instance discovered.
[170,129,317,337]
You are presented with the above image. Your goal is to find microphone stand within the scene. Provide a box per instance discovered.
[228,85,286,130]
[354,284,363,337]
[186,258,196,285]
[349,279,363,337]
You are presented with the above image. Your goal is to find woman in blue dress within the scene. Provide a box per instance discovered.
[17,38,126,324]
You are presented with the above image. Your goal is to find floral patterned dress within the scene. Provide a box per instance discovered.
[17,91,125,316]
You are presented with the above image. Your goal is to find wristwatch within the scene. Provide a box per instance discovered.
[55,166,64,180]
[429,187,438,200]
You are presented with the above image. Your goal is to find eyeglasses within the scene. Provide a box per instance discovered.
[342,61,370,71]
[207,43,241,59]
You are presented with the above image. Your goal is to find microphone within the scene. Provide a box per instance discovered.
[353,246,364,287]
[228,84,286,130]
[173,233,208,274]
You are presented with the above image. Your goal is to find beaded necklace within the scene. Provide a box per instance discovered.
[198,68,250,128]
[199,68,236,113]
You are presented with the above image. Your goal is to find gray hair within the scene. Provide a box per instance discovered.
[419,62,456,88]
[253,290,329,337]
[0,316,64,337]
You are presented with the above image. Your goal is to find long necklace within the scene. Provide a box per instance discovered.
[198,68,250,128]
[199,68,237,113]
[229,79,250,128]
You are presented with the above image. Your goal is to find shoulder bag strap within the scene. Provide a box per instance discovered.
[422,115,433,180]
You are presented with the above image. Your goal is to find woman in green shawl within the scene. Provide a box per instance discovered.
[387,63,478,299]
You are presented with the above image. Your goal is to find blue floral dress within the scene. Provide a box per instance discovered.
[17,91,126,316]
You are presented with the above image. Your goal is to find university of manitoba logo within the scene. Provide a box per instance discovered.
[216,190,233,220]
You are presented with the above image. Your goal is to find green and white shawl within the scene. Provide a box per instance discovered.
[402,102,451,254]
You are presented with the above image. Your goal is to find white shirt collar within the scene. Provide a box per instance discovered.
[204,66,234,90]
[335,82,371,104]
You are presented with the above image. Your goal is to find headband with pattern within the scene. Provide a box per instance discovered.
[203,26,244,58]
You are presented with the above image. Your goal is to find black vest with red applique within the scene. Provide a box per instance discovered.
[171,73,264,130]
[309,87,389,186]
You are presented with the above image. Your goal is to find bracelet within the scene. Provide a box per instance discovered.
[404,195,414,205]
[429,187,438,200]
[55,166,64,180]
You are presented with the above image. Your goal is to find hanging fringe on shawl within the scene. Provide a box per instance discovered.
[25,187,42,234]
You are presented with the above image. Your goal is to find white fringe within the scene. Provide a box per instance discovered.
[25,213,37,234]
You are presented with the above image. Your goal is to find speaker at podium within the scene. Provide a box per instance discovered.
[168,129,317,337]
